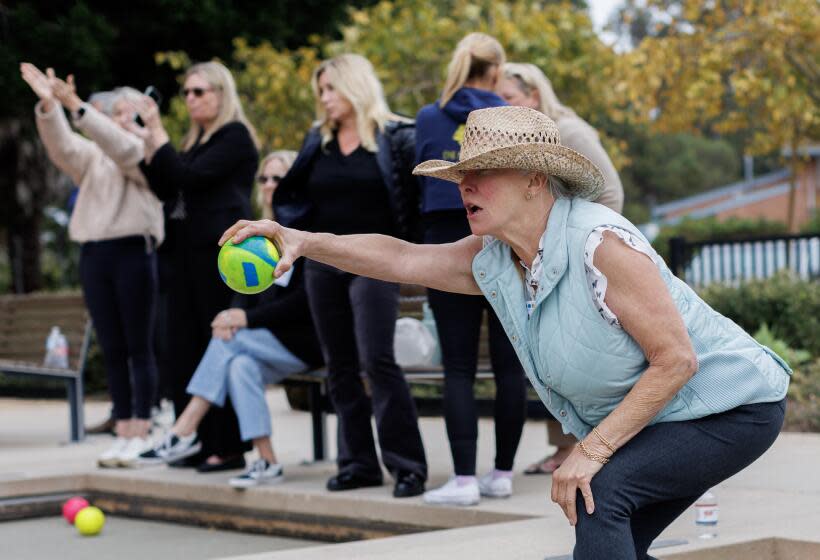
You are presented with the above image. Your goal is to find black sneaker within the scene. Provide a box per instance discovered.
[229,459,284,489]
[138,432,201,465]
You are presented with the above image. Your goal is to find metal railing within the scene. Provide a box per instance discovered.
[668,233,820,287]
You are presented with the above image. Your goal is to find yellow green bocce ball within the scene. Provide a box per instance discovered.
[74,506,105,536]
[218,236,280,294]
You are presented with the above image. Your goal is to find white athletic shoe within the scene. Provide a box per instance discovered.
[423,477,480,506]
[229,459,284,489]
[98,437,129,468]
[118,437,152,468]
[478,471,513,498]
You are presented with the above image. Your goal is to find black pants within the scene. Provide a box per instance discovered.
[573,400,785,559]
[304,260,427,481]
[80,236,158,420]
[424,211,527,475]
[163,241,248,459]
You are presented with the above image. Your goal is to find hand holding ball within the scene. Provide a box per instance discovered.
[74,505,105,536]
[218,236,279,294]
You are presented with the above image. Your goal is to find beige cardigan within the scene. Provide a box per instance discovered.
[557,115,624,213]
[35,101,164,245]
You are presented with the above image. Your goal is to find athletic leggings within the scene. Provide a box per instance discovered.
[424,211,527,475]
[80,236,157,420]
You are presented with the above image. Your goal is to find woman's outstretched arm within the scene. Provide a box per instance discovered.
[220,219,483,295]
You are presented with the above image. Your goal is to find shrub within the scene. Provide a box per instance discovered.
[700,272,820,357]
[751,327,818,432]
[781,357,820,433]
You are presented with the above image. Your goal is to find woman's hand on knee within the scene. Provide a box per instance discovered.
[550,446,605,526]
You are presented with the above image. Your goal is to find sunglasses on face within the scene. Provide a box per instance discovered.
[181,87,215,98]
[257,175,283,185]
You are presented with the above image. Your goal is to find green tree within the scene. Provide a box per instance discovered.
[618,129,742,223]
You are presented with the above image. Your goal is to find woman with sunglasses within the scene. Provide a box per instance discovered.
[139,151,325,488]
[130,61,259,473]
[274,54,427,499]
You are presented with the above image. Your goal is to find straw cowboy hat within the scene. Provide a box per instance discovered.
[413,106,604,200]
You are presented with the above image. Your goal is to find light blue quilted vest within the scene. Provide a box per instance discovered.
[472,197,791,439]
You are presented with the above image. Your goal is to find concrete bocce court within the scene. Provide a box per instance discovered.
[2,388,819,559]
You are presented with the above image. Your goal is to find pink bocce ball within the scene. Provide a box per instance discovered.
[62,496,89,524]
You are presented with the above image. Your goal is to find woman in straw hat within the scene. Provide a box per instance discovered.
[220,106,790,558]
[497,62,624,476]
[415,31,529,507]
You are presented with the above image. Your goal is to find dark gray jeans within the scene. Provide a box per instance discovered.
[304,260,427,481]
[573,399,786,559]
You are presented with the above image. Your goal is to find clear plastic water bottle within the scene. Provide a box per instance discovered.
[44,326,69,369]
[694,490,719,539]
[421,301,442,366]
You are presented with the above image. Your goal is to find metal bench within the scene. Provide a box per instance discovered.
[0,292,92,442]
[283,284,549,462]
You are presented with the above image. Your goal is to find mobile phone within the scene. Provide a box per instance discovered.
[135,86,163,126]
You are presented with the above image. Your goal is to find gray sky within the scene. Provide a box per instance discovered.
[588,0,623,46]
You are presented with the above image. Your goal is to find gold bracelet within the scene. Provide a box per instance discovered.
[592,427,618,454]
[578,440,610,464]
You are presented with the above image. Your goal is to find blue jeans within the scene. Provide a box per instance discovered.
[186,328,307,442]
[573,399,785,559]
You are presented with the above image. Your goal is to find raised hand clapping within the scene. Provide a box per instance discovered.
[20,63,55,110]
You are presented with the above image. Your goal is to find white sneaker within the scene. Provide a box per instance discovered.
[423,477,480,506]
[478,471,513,498]
[118,437,152,468]
[229,459,284,489]
[98,437,129,468]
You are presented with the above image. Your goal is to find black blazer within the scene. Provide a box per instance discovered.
[273,120,421,242]
[140,122,259,248]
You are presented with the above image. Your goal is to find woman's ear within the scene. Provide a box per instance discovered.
[529,172,548,191]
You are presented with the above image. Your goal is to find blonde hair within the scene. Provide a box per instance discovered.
[501,63,576,121]
[311,54,406,153]
[440,33,506,107]
[256,150,297,219]
[180,61,260,151]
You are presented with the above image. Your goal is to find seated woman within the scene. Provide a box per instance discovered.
[140,152,323,488]
[220,107,790,556]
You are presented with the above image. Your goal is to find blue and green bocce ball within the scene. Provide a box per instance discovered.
[217,236,280,294]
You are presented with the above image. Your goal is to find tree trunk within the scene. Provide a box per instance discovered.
[787,144,799,233]
[0,118,53,293]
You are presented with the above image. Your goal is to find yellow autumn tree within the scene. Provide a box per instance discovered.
[614,0,820,229]
[158,1,622,166]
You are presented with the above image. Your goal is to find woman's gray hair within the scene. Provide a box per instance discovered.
[548,175,572,199]
[518,170,573,199]
[111,86,143,106]
[87,91,116,115]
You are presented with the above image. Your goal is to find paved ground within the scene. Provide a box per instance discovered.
[1,389,819,559]
[0,515,313,560]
